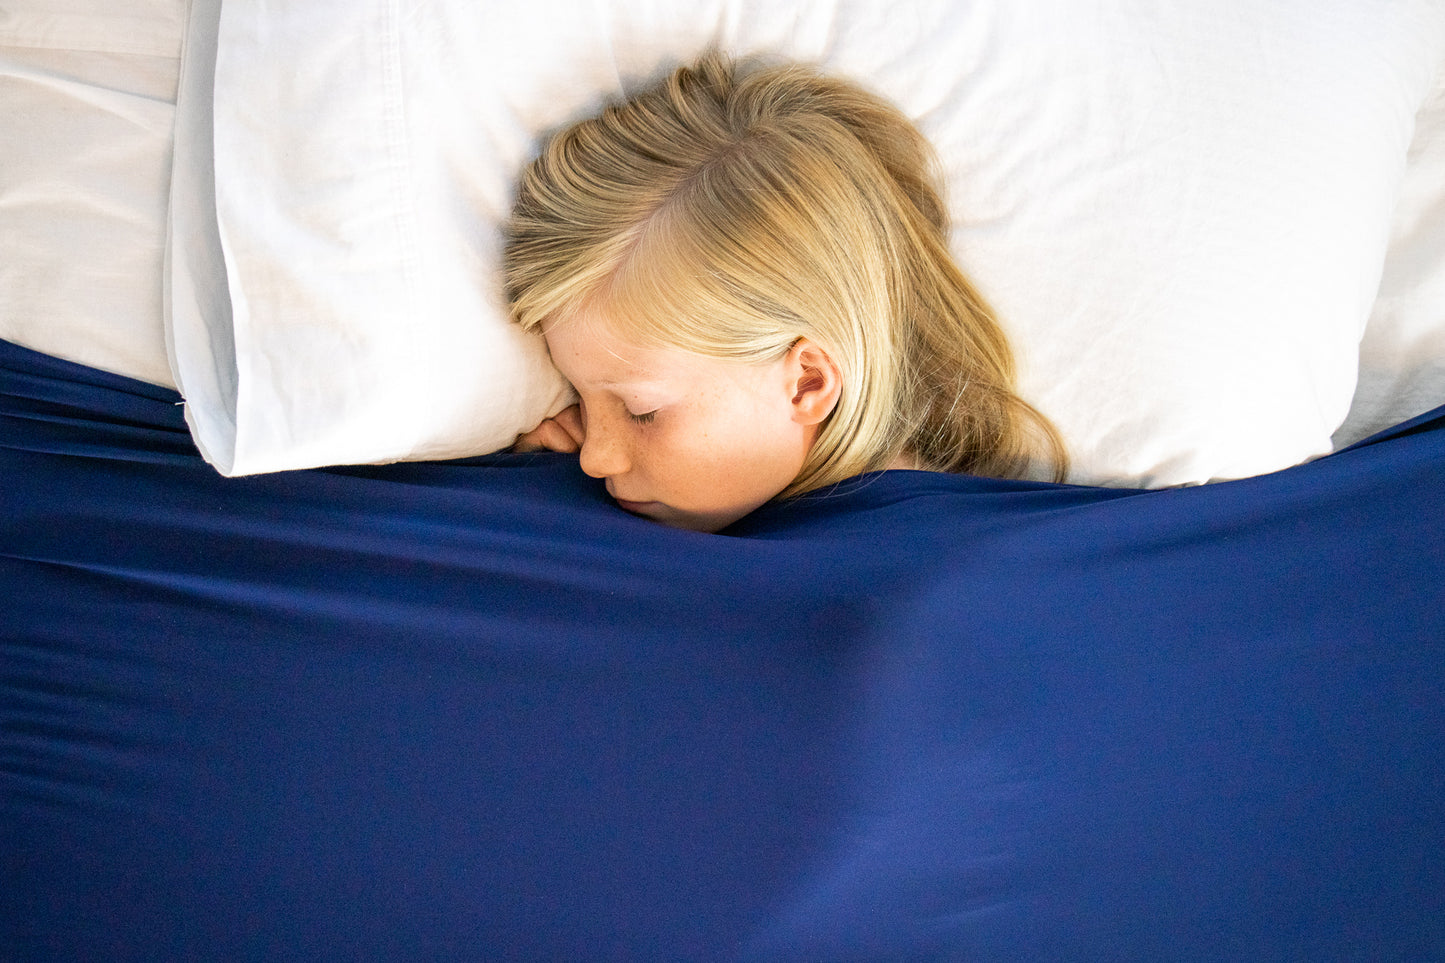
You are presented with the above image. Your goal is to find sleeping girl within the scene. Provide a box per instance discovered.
[506,52,1065,532]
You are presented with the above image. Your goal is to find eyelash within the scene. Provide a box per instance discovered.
[628,410,657,425]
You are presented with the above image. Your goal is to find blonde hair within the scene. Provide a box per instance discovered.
[505,52,1065,494]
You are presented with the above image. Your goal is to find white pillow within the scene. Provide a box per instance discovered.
[1333,67,1445,449]
[168,0,572,474]
[0,0,183,388]
[168,0,1445,482]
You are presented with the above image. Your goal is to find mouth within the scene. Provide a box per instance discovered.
[612,497,660,516]
[610,495,716,532]
[605,481,655,515]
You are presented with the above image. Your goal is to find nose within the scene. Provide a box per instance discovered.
[577,414,630,479]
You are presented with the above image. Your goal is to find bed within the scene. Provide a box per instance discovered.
[3,1,1444,959]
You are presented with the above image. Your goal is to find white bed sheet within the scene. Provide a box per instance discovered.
[0,1,183,388]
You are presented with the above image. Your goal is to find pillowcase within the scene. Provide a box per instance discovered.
[167,0,1445,482]
[168,0,572,474]
[1333,68,1445,449]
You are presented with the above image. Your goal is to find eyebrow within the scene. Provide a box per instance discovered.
[595,377,665,390]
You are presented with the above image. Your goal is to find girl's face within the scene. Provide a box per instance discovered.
[543,310,827,533]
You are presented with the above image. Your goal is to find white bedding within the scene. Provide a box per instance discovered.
[3,0,1445,486]
[0,2,182,388]
[1334,67,1445,449]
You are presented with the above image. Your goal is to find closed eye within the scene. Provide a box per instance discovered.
[628,410,657,425]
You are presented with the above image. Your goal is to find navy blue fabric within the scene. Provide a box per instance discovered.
[3,337,1443,961]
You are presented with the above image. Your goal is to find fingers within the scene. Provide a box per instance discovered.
[552,405,585,446]
[512,405,585,453]
[512,421,577,453]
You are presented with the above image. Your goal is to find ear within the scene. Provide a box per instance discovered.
[784,338,842,427]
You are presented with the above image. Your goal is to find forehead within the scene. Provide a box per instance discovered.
[543,308,683,387]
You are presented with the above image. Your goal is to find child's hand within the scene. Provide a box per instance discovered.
[512,404,585,453]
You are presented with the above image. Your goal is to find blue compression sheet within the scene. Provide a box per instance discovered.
[2,338,1443,961]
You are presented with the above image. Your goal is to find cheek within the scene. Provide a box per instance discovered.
[641,429,730,490]
[648,409,804,507]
